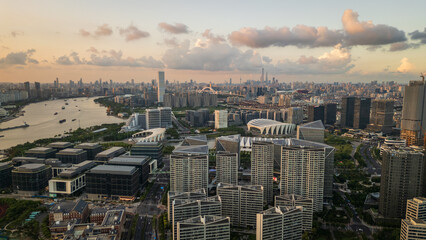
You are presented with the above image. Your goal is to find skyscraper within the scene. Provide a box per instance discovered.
[216,152,238,185]
[24,81,30,98]
[401,80,426,146]
[379,146,425,219]
[324,103,337,125]
[367,99,394,134]
[307,105,325,123]
[215,135,240,166]
[170,145,209,193]
[353,97,371,129]
[159,107,172,128]
[251,141,274,204]
[256,206,303,240]
[217,183,263,228]
[279,145,326,212]
[215,110,228,129]
[158,71,165,102]
[341,97,371,129]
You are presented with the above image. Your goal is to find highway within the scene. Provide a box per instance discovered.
[360,143,381,175]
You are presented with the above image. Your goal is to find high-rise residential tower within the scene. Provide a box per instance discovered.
[256,206,303,240]
[279,145,326,212]
[170,145,209,193]
[217,183,263,228]
[216,152,238,185]
[251,141,274,204]
[379,146,425,219]
[275,194,313,231]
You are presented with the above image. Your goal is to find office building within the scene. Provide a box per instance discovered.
[146,108,161,129]
[168,189,207,222]
[367,99,394,134]
[108,155,151,187]
[251,141,274,204]
[94,147,125,162]
[341,96,356,128]
[275,194,313,231]
[172,196,222,240]
[279,145,326,212]
[215,110,228,129]
[176,215,230,240]
[74,143,102,160]
[12,163,52,194]
[324,103,337,125]
[256,206,303,240]
[49,161,96,196]
[131,141,163,163]
[282,107,303,125]
[170,145,209,193]
[186,109,210,127]
[379,147,425,219]
[25,147,57,158]
[86,165,140,201]
[307,105,325,123]
[216,152,238,185]
[158,71,165,102]
[217,183,263,228]
[401,80,426,146]
[0,163,13,189]
[297,120,325,143]
[159,107,172,128]
[56,148,87,164]
[354,97,371,129]
[401,218,426,240]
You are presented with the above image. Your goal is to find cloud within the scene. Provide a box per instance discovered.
[162,38,180,47]
[202,29,225,43]
[158,22,189,34]
[229,25,343,48]
[0,49,38,66]
[342,9,406,45]
[119,25,150,41]
[162,40,262,71]
[397,57,414,73]
[55,50,163,68]
[409,28,426,44]
[388,42,420,52]
[87,47,99,54]
[79,24,113,38]
[274,44,354,74]
[262,56,272,63]
[11,31,23,37]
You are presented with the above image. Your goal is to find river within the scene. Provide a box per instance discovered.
[0,97,125,150]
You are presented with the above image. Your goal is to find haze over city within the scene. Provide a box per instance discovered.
[1,0,426,83]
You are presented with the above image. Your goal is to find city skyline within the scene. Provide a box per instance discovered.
[1,1,426,83]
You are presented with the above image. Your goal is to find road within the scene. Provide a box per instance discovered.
[360,143,381,175]
[337,191,372,236]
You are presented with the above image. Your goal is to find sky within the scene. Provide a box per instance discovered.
[1,0,426,84]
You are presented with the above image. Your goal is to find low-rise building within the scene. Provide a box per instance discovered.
[56,148,87,164]
[108,155,151,187]
[25,147,57,159]
[12,163,51,195]
[0,162,13,189]
[74,143,102,160]
[49,161,96,195]
[94,147,125,163]
[48,200,89,225]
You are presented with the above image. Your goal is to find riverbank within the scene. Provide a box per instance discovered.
[0,97,124,149]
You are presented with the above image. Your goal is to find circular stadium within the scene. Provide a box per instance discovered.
[247,119,296,136]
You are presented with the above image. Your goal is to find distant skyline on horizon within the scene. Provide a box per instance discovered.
[1,0,426,83]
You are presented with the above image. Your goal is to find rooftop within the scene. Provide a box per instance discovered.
[27,147,56,153]
[299,120,325,130]
[96,147,125,157]
[88,165,137,175]
[57,148,86,155]
[173,145,209,155]
[108,155,150,166]
[75,142,102,149]
[47,142,73,148]
[13,163,49,173]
